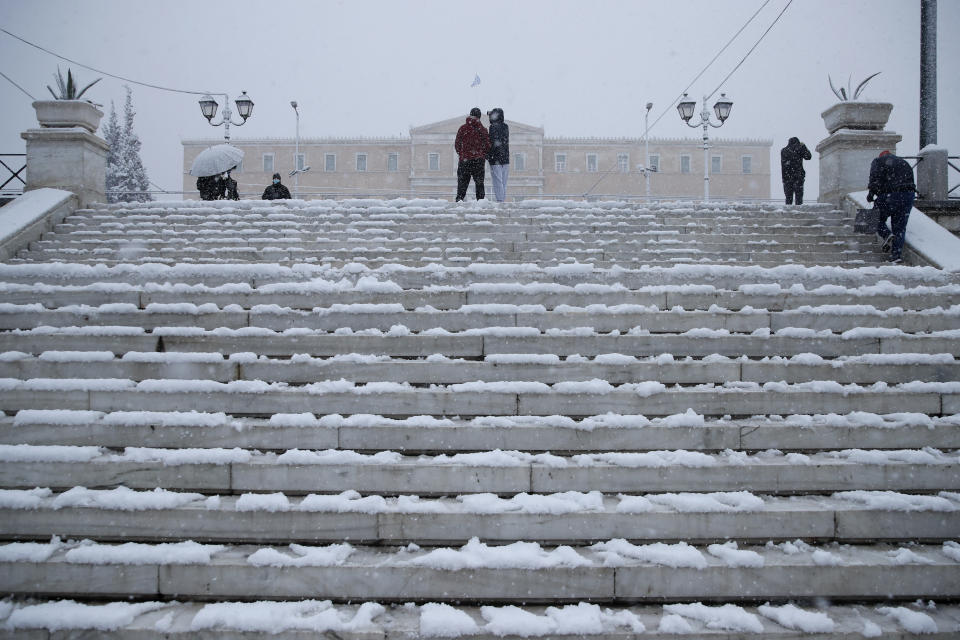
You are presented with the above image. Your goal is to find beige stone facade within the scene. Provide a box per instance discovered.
[182,115,771,201]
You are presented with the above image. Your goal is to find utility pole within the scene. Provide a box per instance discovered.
[920,0,937,149]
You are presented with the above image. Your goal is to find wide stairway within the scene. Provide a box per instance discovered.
[1,198,958,638]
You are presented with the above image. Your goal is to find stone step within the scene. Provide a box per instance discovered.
[2,377,955,416]
[2,262,953,289]
[11,257,893,271]
[1,353,957,385]
[18,249,888,266]
[1,599,955,639]
[1,539,956,602]
[2,489,958,545]
[4,412,956,453]
[4,329,958,359]
[2,304,957,333]
[4,282,957,312]
[1,446,956,495]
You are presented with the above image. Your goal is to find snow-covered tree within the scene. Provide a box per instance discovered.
[101,101,122,202]
[102,86,152,203]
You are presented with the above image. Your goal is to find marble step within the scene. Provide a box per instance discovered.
[1,263,952,289]
[1,539,956,603]
[3,282,957,312]
[2,490,958,545]
[2,599,955,639]
[4,412,956,453]
[1,446,956,495]
[1,353,957,386]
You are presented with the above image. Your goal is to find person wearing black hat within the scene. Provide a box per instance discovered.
[262,173,292,200]
[867,150,916,264]
[780,137,812,205]
[454,107,491,202]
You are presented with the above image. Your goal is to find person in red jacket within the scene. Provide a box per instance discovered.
[454,107,491,202]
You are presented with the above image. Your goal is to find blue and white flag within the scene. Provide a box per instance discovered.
[470,74,481,88]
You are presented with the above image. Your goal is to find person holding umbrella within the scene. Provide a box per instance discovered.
[189,144,244,201]
[217,169,240,200]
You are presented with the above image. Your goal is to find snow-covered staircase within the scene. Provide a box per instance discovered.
[1,198,958,638]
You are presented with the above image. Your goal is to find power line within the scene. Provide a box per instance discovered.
[584,0,771,196]
[0,68,36,100]
[0,27,213,96]
[644,0,773,137]
[707,0,794,100]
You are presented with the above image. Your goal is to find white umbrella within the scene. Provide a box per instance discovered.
[189,144,245,177]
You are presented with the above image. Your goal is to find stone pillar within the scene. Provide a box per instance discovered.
[916,146,949,201]
[21,101,108,207]
[816,102,901,205]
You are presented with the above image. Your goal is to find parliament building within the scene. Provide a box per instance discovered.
[182,115,771,201]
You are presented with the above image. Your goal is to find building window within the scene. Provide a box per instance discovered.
[648,154,660,173]
[514,153,526,171]
[680,155,691,174]
[295,154,305,171]
[711,155,722,174]
[356,153,367,172]
[262,154,274,173]
[555,153,567,173]
[325,153,336,172]
[741,155,752,174]
[586,153,598,173]
[428,153,440,171]
[387,153,399,172]
[618,153,629,173]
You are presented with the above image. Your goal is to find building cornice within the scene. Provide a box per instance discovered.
[543,137,773,146]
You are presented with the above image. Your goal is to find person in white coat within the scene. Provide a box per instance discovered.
[486,107,509,203]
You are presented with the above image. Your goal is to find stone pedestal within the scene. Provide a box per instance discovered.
[916,146,949,201]
[21,127,109,207]
[816,101,901,206]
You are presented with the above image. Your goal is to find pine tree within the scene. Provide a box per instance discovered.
[101,101,123,203]
[102,86,153,203]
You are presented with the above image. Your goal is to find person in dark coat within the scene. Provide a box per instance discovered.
[262,173,291,200]
[217,169,240,201]
[454,107,491,202]
[867,150,916,263]
[486,107,509,203]
[780,137,812,205]
[196,175,219,201]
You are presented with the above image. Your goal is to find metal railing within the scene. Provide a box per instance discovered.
[948,156,959,199]
[0,153,26,196]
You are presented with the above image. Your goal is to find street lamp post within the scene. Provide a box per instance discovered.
[644,102,653,199]
[288,101,310,199]
[677,92,733,201]
[198,92,254,142]
[291,101,300,199]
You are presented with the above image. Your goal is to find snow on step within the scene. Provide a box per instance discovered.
[2,600,957,639]
[2,488,957,545]
[3,197,960,626]
[1,537,957,602]
[1,444,956,495]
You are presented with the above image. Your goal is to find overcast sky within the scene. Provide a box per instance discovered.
[1,0,957,199]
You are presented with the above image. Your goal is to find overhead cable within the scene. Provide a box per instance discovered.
[643,0,773,137]
[0,27,213,96]
[707,0,794,100]
[0,68,36,100]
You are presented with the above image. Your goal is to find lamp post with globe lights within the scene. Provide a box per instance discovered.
[676,92,733,201]
[198,91,254,142]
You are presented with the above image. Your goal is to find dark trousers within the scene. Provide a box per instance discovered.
[456,159,485,201]
[875,191,915,260]
[783,180,804,205]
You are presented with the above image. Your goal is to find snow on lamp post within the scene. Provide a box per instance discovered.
[198,91,254,142]
[677,92,733,201]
